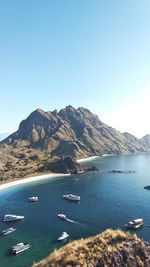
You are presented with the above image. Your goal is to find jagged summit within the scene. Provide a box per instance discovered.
[1,106,150,159]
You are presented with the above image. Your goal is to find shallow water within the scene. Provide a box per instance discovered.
[0,153,150,267]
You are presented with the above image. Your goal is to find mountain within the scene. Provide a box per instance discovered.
[0,106,150,182]
[32,229,150,267]
[0,132,9,141]
[1,106,150,158]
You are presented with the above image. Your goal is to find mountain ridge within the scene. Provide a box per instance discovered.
[1,106,150,158]
[0,106,150,183]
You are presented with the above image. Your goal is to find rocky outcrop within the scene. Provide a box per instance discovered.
[1,106,150,159]
[32,229,150,267]
[141,134,150,149]
[38,156,82,174]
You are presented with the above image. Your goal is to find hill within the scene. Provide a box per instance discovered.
[0,106,150,183]
[1,106,150,157]
[32,229,150,267]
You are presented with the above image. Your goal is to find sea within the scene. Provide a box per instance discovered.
[0,152,150,267]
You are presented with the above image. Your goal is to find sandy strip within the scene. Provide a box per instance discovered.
[77,156,100,163]
[0,173,70,191]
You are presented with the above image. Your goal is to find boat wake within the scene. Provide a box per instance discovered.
[66,218,80,224]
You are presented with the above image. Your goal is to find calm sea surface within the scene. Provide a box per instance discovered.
[1,153,150,267]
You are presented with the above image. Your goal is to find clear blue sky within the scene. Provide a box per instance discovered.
[0,0,150,137]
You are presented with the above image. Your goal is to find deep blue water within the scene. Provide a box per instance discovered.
[0,153,150,267]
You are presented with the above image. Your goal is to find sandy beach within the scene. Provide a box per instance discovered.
[77,156,100,163]
[0,156,100,192]
[0,173,70,191]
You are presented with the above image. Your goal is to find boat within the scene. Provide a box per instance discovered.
[3,214,25,222]
[2,227,16,236]
[62,194,80,201]
[57,214,67,220]
[58,232,69,241]
[127,218,144,229]
[28,196,38,202]
[12,242,31,254]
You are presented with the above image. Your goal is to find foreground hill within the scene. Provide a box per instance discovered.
[0,106,150,183]
[32,229,150,267]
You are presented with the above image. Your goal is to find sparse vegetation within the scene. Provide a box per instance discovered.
[32,229,150,267]
[0,106,150,183]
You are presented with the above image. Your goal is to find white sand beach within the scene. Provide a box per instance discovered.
[0,156,100,192]
[0,173,70,191]
[77,156,100,163]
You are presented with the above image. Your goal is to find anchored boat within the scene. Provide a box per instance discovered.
[58,232,69,241]
[28,196,38,202]
[12,242,31,254]
[127,218,144,229]
[62,194,80,201]
[3,214,24,222]
[2,227,16,236]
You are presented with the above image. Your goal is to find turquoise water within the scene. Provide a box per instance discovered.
[1,153,150,267]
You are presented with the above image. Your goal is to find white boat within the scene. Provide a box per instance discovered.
[127,218,144,229]
[3,214,25,222]
[57,214,67,220]
[12,242,31,254]
[58,232,69,241]
[2,227,16,236]
[28,196,38,202]
[63,194,80,201]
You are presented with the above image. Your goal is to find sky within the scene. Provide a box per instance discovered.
[0,0,150,138]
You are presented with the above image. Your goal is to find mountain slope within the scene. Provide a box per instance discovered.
[1,106,150,159]
[0,106,150,183]
[32,229,150,267]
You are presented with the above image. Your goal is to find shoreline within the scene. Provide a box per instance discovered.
[77,156,100,163]
[0,155,101,192]
[0,173,70,191]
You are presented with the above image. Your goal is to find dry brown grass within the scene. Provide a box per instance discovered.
[32,229,150,267]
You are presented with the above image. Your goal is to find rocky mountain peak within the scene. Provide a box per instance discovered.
[1,106,150,158]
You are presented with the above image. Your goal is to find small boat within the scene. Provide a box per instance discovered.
[144,185,150,190]
[12,242,31,254]
[3,214,25,222]
[127,218,144,229]
[62,194,80,201]
[58,232,69,241]
[28,196,38,202]
[57,214,67,220]
[2,227,16,236]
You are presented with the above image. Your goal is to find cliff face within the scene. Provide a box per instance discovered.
[32,229,150,267]
[1,106,150,159]
[38,156,82,174]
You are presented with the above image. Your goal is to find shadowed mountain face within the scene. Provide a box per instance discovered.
[1,106,150,159]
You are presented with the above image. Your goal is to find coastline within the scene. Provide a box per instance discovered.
[77,156,100,163]
[0,155,100,192]
[0,173,70,191]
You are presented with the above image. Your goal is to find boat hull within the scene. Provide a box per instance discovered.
[127,223,144,229]
[12,244,31,254]
[3,217,24,222]
[63,195,80,201]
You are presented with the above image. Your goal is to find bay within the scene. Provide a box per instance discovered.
[0,153,150,267]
